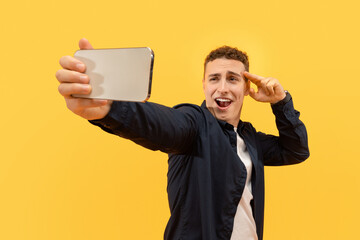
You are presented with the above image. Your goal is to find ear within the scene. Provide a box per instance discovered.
[202,78,206,91]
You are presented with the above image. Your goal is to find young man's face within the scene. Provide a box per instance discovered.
[203,58,250,127]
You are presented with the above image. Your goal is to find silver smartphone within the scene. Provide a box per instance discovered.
[73,47,154,102]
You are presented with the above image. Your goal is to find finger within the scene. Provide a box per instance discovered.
[56,69,89,84]
[58,83,91,97]
[266,79,275,96]
[263,78,272,96]
[249,88,261,101]
[267,84,275,96]
[59,55,86,72]
[244,72,265,84]
[79,38,94,50]
[66,98,108,111]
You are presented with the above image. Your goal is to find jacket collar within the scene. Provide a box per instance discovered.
[200,100,245,132]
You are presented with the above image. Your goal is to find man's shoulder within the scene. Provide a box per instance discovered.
[172,102,208,115]
[172,102,201,109]
[172,100,209,112]
[171,103,207,122]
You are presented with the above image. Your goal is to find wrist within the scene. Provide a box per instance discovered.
[271,90,291,105]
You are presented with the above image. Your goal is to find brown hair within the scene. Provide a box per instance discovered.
[204,46,249,72]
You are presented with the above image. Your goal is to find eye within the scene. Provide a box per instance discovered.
[229,76,238,81]
[209,77,218,81]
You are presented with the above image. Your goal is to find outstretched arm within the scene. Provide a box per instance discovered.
[90,101,201,154]
[56,39,200,154]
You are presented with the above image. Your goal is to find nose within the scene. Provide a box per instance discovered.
[218,78,229,94]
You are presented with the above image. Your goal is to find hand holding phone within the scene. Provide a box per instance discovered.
[56,39,111,120]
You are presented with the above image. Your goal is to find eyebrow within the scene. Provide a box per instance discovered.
[227,71,241,77]
[208,73,221,78]
[207,71,242,78]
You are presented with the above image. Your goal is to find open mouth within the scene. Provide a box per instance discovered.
[215,98,232,108]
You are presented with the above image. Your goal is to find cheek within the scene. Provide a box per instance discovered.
[232,88,244,100]
[204,85,216,97]
[234,84,248,99]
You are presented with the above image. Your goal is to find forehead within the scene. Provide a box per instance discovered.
[205,58,245,76]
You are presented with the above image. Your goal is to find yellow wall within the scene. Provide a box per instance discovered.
[1,0,359,239]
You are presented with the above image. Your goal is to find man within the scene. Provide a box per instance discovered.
[56,38,309,240]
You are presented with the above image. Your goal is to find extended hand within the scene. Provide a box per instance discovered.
[244,71,286,104]
[56,38,112,120]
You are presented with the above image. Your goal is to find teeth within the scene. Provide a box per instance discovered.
[216,98,231,102]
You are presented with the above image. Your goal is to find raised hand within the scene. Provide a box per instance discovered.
[244,71,286,104]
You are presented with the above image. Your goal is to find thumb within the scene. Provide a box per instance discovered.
[79,38,93,50]
[249,88,260,101]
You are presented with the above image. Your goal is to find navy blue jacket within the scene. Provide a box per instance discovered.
[90,93,309,240]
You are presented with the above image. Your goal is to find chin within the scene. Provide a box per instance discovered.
[214,112,230,122]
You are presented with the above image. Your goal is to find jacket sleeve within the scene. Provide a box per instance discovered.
[258,93,310,166]
[89,101,201,154]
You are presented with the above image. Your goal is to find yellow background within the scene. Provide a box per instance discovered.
[1,0,359,239]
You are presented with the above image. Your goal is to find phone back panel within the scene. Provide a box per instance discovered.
[73,48,153,102]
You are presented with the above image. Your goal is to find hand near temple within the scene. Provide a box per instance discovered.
[244,71,286,104]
